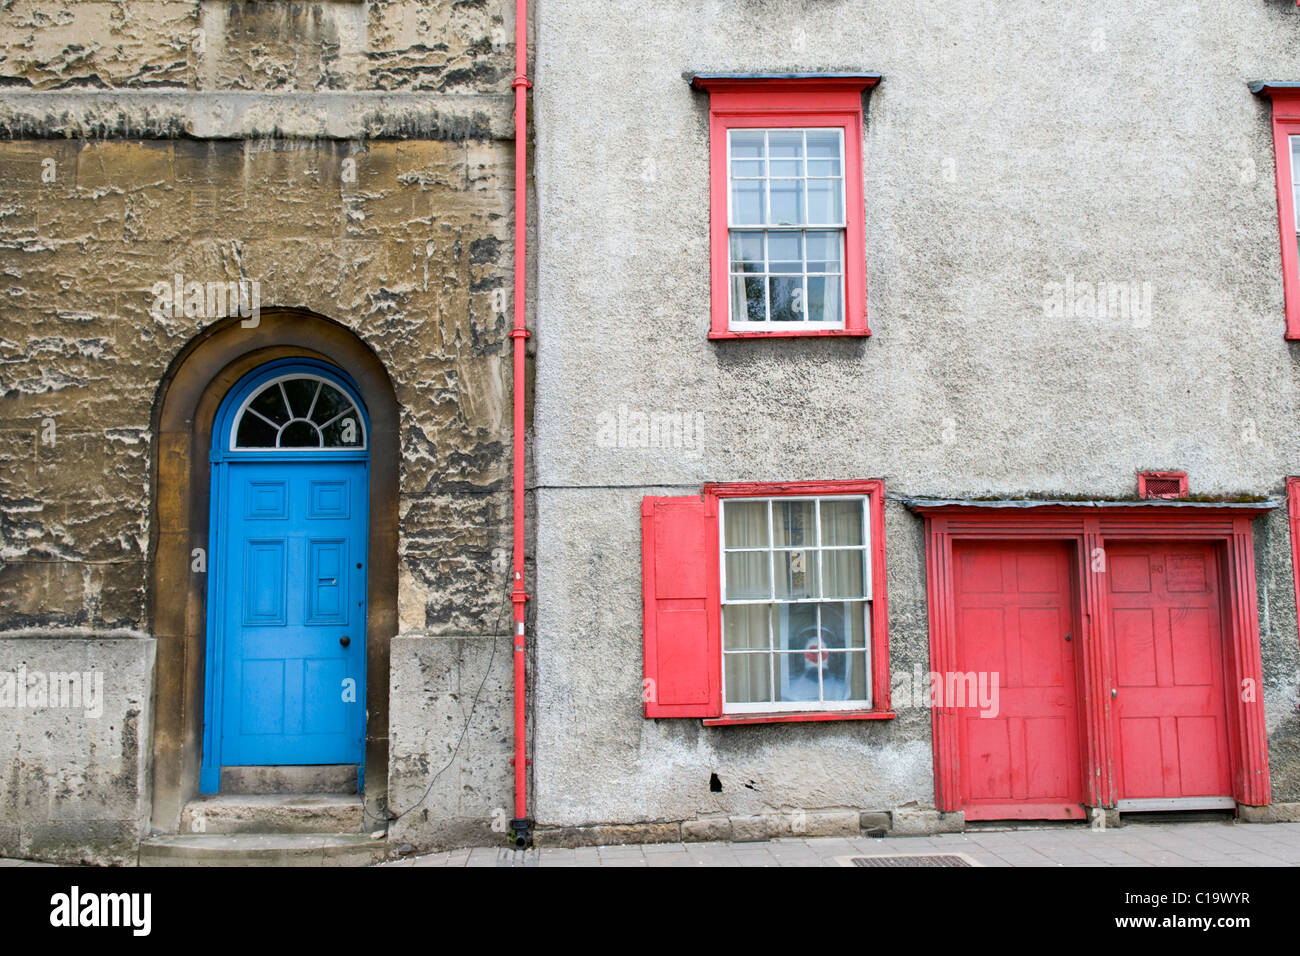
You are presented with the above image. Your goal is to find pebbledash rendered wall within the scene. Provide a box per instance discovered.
[531,0,1300,837]
[0,1,528,862]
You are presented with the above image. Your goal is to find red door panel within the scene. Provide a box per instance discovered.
[952,541,1085,820]
[1105,542,1232,805]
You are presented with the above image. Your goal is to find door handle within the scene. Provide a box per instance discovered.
[1111,687,1117,699]
[1064,633,1072,642]
[339,636,351,648]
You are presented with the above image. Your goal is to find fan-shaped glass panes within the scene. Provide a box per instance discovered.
[232,375,366,450]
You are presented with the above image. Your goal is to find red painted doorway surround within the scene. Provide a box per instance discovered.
[916,503,1272,820]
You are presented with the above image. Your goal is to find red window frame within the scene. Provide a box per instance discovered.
[642,478,893,725]
[1252,82,1300,339]
[691,74,879,340]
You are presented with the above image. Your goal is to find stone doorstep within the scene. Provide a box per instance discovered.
[139,832,387,867]
[179,793,364,835]
[219,765,358,795]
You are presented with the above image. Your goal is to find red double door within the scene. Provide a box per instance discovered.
[951,539,1233,820]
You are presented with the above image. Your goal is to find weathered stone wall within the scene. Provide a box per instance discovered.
[0,1,513,94]
[532,0,1300,829]
[0,0,524,858]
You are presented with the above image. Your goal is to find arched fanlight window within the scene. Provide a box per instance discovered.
[230,374,367,450]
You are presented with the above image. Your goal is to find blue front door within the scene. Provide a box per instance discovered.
[219,460,368,766]
[201,360,371,792]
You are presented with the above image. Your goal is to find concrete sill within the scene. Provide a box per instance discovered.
[704,710,896,726]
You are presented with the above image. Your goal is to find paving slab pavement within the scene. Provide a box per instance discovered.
[379,820,1300,867]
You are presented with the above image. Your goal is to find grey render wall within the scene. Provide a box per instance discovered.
[532,0,1300,827]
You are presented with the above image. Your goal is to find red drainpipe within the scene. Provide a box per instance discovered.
[509,0,533,849]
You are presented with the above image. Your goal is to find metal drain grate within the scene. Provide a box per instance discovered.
[844,853,975,867]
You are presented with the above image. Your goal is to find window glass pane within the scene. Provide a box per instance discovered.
[848,602,868,649]
[730,276,750,325]
[778,603,818,650]
[733,274,759,323]
[768,179,804,225]
[725,552,770,600]
[806,129,840,159]
[818,601,865,649]
[807,131,842,177]
[321,415,363,447]
[806,276,842,325]
[280,420,322,447]
[730,129,765,160]
[731,180,763,225]
[729,232,763,271]
[818,651,866,701]
[768,276,802,321]
[820,499,863,546]
[773,499,815,547]
[741,276,766,322]
[804,231,842,273]
[282,378,320,419]
[807,179,842,225]
[249,384,290,425]
[775,652,822,702]
[775,549,818,599]
[845,651,869,700]
[822,551,865,598]
[724,499,769,547]
[725,654,772,704]
[730,160,764,178]
[766,232,801,271]
[768,130,804,159]
[724,604,772,650]
[236,414,278,448]
[311,383,353,425]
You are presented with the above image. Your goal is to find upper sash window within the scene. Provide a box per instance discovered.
[692,73,880,340]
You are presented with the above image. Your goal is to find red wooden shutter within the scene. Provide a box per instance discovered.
[641,494,721,718]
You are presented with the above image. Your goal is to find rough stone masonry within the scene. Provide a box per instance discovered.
[0,0,528,862]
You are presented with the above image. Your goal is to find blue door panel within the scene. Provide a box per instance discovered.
[243,541,287,624]
[308,539,348,623]
[219,460,367,767]
[239,660,285,735]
